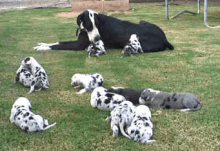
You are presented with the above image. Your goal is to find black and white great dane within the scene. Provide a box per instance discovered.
[34,9,174,53]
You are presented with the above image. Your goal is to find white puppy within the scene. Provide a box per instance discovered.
[91,87,126,111]
[121,34,143,57]
[126,105,154,143]
[87,40,107,57]
[20,56,49,94]
[10,97,56,132]
[106,101,136,138]
[71,73,104,94]
[14,65,34,87]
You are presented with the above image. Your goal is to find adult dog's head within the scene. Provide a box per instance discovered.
[77,10,100,43]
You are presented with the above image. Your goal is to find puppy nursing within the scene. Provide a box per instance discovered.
[106,101,154,143]
[139,88,201,111]
[15,56,49,94]
[10,97,56,132]
[107,87,145,104]
[121,34,143,57]
[91,87,126,111]
[71,73,104,94]
[87,40,107,57]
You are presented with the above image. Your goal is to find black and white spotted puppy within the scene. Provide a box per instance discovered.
[87,40,107,57]
[126,105,155,143]
[15,65,34,87]
[107,87,145,104]
[139,88,201,112]
[121,34,143,57]
[106,101,136,138]
[20,56,49,94]
[91,87,126,111]
[10,97,56,132]
[71,73,104,94]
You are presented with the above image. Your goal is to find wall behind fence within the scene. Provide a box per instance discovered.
[0,0,218,11]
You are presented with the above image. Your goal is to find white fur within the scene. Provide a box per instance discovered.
[33,42,59,51]
[10,97,56,132]
[91,87,126,111]
[20,56,49,94]
[106,101,136,138]
[87,40,106,57]
[121,34,143,57]
[126,105,154,143]
[71,73,104,94]
[14,65,34,87]
[87,10,100,42]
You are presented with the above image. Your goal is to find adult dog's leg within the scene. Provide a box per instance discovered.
[34,31,90,51]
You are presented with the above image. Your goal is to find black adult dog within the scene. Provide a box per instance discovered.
[34,9,174,52]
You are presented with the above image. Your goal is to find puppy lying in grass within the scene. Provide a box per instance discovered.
[71,73,104,94]
[139,88,201,112]
[91,87,126,111]
[10,97,56,132]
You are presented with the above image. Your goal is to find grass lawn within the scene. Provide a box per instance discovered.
[0,3,220,151]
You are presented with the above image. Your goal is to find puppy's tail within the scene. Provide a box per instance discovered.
[119,121,130,139]
[181,101,201,112]
[43,122,57,131]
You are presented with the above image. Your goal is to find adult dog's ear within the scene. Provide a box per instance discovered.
[77,13,83,27]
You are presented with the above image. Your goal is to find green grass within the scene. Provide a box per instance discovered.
[0,3,220,151]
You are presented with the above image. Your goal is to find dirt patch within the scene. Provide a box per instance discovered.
[57,11,81,17]
[57,10,131,18]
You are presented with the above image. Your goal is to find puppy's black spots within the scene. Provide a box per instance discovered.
[23,112,30,118]
[131,130,134,134]
[24,127,29,131]
[135,130,140,135]
[106,93,114,98]
[144,122,150,127]
[29,116,34,120]
[97,99,102,106]
[24,57,30,63]
[31,81,36,85]
[104,98,111,104]
[172,93,177,99]
[25,120,27,123]
[165,105,171,109]
[173,98,177,102]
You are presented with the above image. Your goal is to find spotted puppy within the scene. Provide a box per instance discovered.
[139,88,201,112]
[10,97,56,132]
[15,65,34,87]
[106,101,136,138]
[87,40,107,57]
[91,87,126,111]
[20,56,49,94]
[121,34,143,57]
[126,105,155,143]
[107,87,145,104]
[71,73,104,94]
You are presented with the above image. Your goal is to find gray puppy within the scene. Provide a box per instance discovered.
[139,88,201,112]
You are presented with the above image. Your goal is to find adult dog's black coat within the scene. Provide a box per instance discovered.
[107,87,145,104]
[35,10,174,52]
